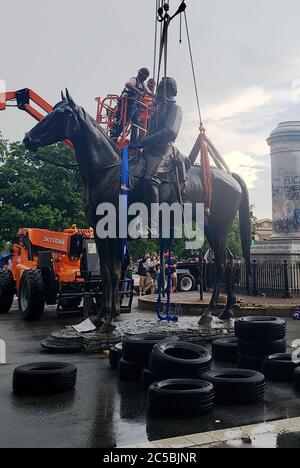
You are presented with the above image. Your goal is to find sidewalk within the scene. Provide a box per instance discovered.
[138,291,300,317]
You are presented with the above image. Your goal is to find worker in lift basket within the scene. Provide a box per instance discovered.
[112,67,153,143]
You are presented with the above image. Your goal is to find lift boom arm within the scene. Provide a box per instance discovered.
[0,88,73,148]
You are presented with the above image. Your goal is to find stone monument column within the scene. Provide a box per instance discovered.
[268,121,300,239]
[252,121,300,263]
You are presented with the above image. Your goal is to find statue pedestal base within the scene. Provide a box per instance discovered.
[251,237,300,264]
[41,317,234,354]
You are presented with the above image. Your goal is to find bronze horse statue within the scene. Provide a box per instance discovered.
[23,91,251,333]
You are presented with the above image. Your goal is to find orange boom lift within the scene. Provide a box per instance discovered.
[0,88,151,150]
[0,226,133,320]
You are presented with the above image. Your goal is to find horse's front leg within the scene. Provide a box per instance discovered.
[219,248,235,320]
[199,238,227,326]
[99,240,121,334]
[93,240,110,329]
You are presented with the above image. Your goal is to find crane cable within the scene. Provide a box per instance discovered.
[154,2,213,216]
[183,10,203,128]
[155,1,187,101]
[153,0,160,81]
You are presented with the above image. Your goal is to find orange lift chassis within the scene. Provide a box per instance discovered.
[0,227,133,320]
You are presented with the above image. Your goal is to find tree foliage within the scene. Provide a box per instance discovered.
[0,134,87,245]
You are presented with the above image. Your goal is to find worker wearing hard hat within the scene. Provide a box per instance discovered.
[112,68,153,143]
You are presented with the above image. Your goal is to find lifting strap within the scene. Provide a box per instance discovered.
[156,238,178,322]
[120,145,129,266]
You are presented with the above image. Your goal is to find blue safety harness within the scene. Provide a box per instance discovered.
[156,239,178,322]
[120,146,130,266]
[120,146,178,322]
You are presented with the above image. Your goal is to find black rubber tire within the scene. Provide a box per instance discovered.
[177,275,195,293]
[202,369,265,404]
[18,270,45,321]
[0,270,15,314]
[141,368,159,390]
[237,339,286,356]
[238,353,266,372]
[13,362,77,395]
[117,357,143,382]
[60,298,82,310]
[212,338,238,363]
[123,334,178,365]
[109,342,123,370]
[148,379,215,418]
[235,317,286,342]
[294,367,300,391]
[262,354,300,382]
[149,341,212,379]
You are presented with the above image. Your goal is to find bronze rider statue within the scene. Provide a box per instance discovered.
[131,77,183,211]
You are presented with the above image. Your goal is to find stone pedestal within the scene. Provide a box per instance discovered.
[252,122,300,265]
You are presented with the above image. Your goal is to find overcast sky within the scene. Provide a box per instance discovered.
[1,0,300,219]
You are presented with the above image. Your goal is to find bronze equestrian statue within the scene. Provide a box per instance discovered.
[23,80,251,334]
[139,77,183,211]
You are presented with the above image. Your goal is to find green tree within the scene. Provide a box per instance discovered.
[0,134,87,245]
[227,217,242,257]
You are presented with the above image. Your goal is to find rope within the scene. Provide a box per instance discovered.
[153,0,160,80]
[179,8,182,43]
[183,9,213,214]
[183,10,203,126]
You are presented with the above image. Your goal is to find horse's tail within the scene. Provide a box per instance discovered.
[232,173,252,293]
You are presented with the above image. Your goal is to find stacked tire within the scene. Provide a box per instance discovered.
[147,341,212,381]
[263,354,299,383]
[143,341,212,391]
[146,341,215,417]
[212,337,238,363]
[113,334,176,382]
[148,379,215,418]
[202,369,266,404]
[235,317,286,371]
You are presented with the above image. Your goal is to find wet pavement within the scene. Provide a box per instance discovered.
[1,299,300,448]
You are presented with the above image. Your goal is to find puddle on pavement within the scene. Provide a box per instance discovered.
[213,427,300,448]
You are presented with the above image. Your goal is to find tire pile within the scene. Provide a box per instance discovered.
[109,334,267,418]
[213,316,300,390]
[235,317,287,371]
[109,334,179,381]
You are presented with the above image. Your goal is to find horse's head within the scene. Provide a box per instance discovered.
[23,89,79,151]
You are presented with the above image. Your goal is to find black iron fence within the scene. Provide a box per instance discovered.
[222,261,300,298]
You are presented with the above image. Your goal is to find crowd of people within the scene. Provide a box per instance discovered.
[137,252,178,296]
[132,249,243,296]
